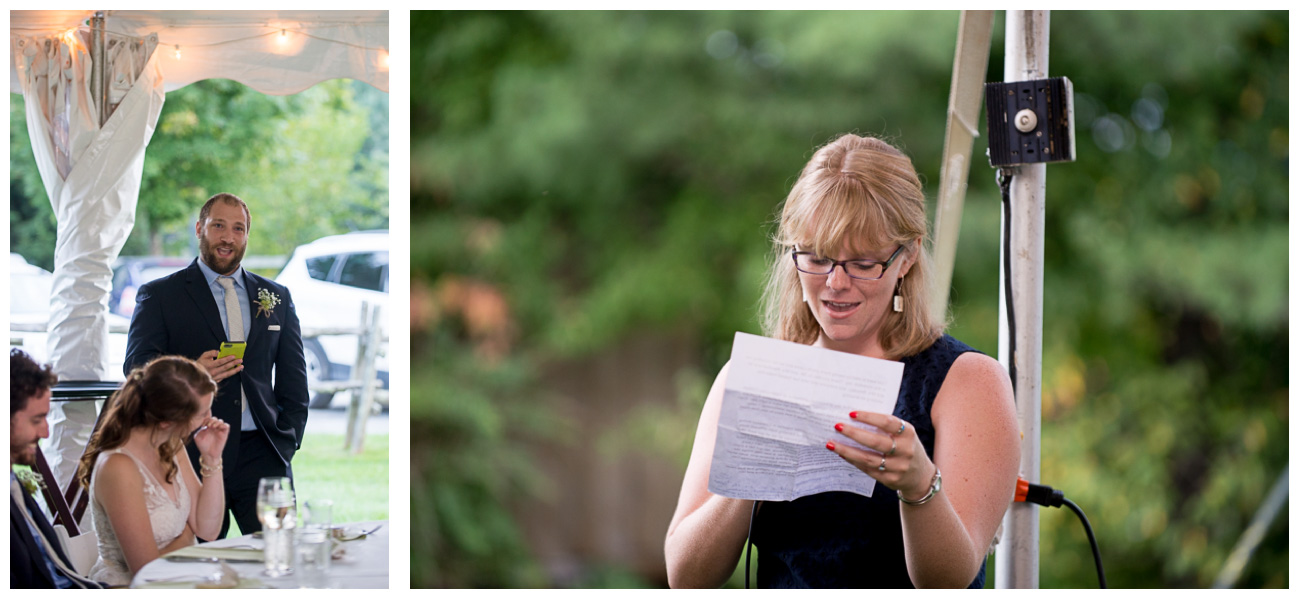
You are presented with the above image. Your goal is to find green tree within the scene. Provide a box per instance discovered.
[136,79,303,254]
[9,96,57,270]
[237,79,390,256]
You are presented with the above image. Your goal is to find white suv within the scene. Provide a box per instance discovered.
[275,231,389,408]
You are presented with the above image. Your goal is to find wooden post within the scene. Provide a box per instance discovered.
[930,10,994,323]
[345,302,383,453]
[344,302,369,450]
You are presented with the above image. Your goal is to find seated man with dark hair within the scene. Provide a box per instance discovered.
[10,348,104,589]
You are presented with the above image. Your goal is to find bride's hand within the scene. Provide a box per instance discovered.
[193,416,231,458]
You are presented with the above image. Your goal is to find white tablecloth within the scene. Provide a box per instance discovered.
[131,520,388,589]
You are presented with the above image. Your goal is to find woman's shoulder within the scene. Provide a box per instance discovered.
[934,342,1014,417]
[92,453,147,512]
[95,451,146,489]
[98,450,143,474]
[947,349,1009,387]
[920,333,1005,383]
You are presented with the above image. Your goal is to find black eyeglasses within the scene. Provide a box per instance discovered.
[791,245,905,281]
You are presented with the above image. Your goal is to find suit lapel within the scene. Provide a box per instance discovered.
[184,259,229,341]
[11,496,54,586]
[242,271,263,348]
[22,486,74,568]
[14,487,64,587]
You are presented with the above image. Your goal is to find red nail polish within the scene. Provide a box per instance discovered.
[834,423,844,432]
[826,441,836,451]
[849,411,858,419]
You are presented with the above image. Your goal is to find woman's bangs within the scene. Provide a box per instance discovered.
[786,184,892,257]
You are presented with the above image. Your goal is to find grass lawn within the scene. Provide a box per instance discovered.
[230,433,389,536]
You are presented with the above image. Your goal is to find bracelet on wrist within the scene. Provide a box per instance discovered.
[898,467,942,506]
[199,456,223,471]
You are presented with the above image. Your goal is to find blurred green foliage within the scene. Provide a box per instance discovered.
[10,78,389,268]
[412,10,1287,588]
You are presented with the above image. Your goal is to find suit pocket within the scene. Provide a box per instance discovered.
[253,323,282,364]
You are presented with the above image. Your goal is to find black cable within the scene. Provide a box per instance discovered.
[1062,498,1107,588]
[999,169,1106,588]
[744,501,757,589]
[997,168,1017,392]
[1017,480,1107,588]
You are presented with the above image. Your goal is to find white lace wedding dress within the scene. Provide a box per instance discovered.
[87,448,191,586]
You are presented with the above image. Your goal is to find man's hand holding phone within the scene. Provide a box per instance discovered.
[198,344,244,382]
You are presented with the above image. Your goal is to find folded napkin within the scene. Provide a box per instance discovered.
[164,545,263,562]
[136,560,266,589]
[136,577,267,589]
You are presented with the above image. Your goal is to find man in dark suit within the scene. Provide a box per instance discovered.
[10,349,104,588]
[123,192,309,538]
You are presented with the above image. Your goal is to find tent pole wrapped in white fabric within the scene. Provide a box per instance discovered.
[9,10,389,497]
[13,29,164,501]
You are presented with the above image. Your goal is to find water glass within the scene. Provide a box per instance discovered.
[304,499,333,530]
[256,477,296,577]
[294,529,332,588]
[295,498,333,587]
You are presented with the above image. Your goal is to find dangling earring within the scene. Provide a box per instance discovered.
[893,274,904,313]
[802,288,810,304]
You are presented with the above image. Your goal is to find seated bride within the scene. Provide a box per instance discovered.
[75,356,230,586]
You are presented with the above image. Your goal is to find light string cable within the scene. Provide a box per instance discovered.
[151,26,387,54]
[11,23,387,57]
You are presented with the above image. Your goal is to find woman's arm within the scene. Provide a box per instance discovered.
[830,352,1020,588]
[185,416,230,541]
[158,523,196,555]
[95,454,164,576]
[901,353,1019,587]
[664,362,755,589]
[180,449,226,541]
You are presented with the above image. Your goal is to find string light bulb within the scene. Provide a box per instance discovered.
[174,45,182,60]
[381,51,390,69]
[277,29,289,46]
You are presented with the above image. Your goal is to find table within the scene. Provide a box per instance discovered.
[131,520,388,588]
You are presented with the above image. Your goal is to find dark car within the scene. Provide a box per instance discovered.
[110,257,191,318]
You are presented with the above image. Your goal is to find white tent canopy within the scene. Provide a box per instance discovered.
[11,10,389,95]
[9,9,388,499]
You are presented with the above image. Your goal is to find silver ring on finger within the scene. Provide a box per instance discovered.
[896,422,906,435]
[878,457,887,471]
[887,438,897,456]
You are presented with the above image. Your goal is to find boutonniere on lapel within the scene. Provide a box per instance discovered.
[256,288,282,318]
[15,469,45,495]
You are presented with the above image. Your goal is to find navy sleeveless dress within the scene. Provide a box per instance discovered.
[750,334,986,588]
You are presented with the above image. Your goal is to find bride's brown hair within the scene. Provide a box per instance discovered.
[76,356,217,488]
